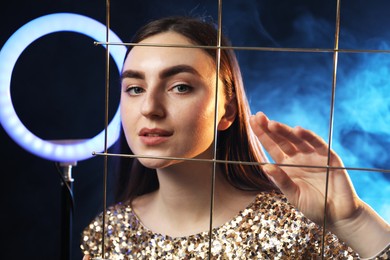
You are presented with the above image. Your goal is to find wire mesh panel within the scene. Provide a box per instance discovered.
[91,0,389,259]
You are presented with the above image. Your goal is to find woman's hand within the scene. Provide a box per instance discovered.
[249,111,361,226]
[250,111,390,257]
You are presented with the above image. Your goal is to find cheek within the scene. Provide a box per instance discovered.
[183,99,218,137]
[120,103,129,126]
[120,101,137,135]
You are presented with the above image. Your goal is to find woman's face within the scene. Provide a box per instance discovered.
[120,32,232,169]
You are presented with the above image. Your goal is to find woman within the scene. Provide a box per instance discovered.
[81,16,390,259]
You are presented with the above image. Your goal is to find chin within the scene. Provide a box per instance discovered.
[137,157,183,169]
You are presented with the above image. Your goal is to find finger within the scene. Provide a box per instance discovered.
[250,113,285,162]
[268,120,315,154]
[253,112,314,156]
[294,126,329,156]
[262,164,299,200]
[266,120,299,156]
[294,128,345,168]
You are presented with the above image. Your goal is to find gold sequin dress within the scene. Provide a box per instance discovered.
[81,192,390,259]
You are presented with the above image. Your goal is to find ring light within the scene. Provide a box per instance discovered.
[0,13,126,162]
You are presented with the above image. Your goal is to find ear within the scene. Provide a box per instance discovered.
[217,95,237,131]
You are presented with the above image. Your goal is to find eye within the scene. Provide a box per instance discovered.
[125,86,145,95]
[171,84,192,94]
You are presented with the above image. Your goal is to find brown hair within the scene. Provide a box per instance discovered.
[114,16,278,203]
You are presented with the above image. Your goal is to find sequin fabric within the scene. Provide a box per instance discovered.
[81,192,388,259]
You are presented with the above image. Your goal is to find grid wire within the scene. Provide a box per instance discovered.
[94,0,389,259]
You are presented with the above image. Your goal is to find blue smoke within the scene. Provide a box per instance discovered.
[223,2,390,222]
[334,51,390,221]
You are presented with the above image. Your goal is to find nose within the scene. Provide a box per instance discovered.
[140,89,165,118]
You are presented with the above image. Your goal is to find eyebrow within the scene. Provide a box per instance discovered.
[121,64,202,81]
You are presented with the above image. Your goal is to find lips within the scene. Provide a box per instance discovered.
[138,128,173,145]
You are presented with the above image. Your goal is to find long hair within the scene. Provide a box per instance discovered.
[114,16,278,203]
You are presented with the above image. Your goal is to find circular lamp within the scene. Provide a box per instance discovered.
[0,13,126,162]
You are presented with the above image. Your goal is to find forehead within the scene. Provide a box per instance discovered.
[123,32,215,72]
[139,31,193,45]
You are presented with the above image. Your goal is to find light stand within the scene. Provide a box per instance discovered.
[59,161,77,260]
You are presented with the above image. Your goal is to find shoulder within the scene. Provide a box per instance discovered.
[80,202,140,256]
[85,201,140,232]
[224,191,313,239]
[249,191,333,237]
[244,191,359,258]
[248,191,324,239]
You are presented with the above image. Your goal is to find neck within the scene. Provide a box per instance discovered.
[155,160,222,219]
[131,150,258,237]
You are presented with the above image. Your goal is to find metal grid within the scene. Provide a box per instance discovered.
[94,0,390,258]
